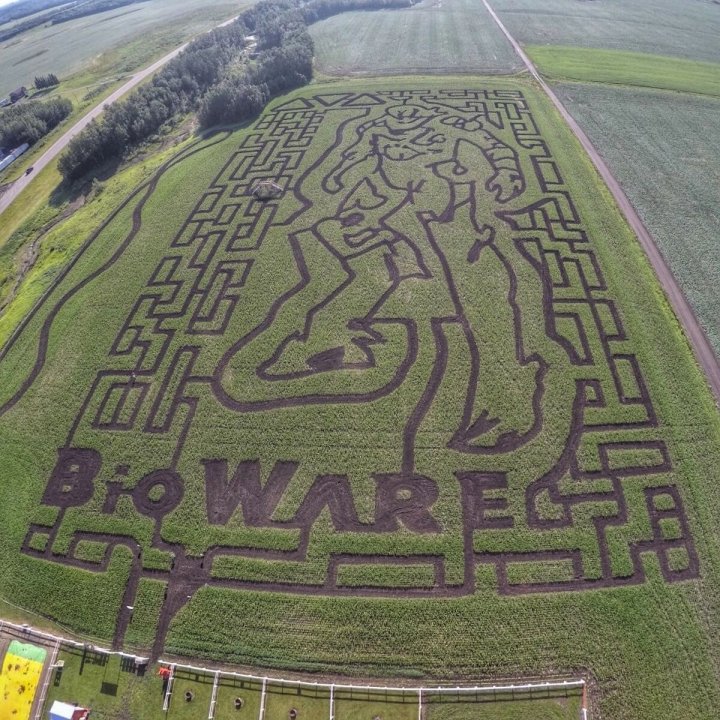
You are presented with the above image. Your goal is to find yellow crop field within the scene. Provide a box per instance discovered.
[0,641,46,720]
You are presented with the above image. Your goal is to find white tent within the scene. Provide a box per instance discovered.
[48,701,88,720]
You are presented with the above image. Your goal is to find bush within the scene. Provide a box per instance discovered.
[34,74,60,89]
[0,97,72,148]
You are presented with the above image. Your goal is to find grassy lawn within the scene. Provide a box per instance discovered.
[527,46,720,98]
[0,76,719,720]
[44,648,155,718]
[214,677,263,720]
[0,159,62,248]
[426,696,581,720]
[310,0,522,75]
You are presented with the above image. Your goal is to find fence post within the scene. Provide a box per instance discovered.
[259,677,268,720]
[330,683,335,720]
[418,688,423,720]
[162,664,175,712]
[209,670,220,719]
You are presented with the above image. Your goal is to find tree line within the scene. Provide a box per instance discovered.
[50,0,141,26]
[0,97,72,149]
[58,0,412,182]
[0,0,69,25]
[59,0,313,180]
[199,2,314,128]
[35,74,60,89]
[301,0,417,24]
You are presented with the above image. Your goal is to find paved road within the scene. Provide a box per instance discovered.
[0,14,238,218]
[482,0,720,405]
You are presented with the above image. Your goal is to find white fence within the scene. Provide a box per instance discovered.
[159,657,588,720]
[0,617,588,719]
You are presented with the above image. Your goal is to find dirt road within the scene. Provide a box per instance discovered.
[481,0,720,405]
[0,15,239,219]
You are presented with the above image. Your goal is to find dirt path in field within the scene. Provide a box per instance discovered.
[481,0,720,405]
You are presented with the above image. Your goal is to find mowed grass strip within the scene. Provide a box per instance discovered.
[310,0,522,75]
[426,695,582,720]
[527,46,720,98]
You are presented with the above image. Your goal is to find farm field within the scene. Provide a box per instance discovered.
[491,0,720,64]
[552,82,720,357]
[310,0,522,76]
[0,76,719,720]
[526,46,720,98]
[0,0,242,98]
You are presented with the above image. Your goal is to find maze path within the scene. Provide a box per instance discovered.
[10,90,698,658]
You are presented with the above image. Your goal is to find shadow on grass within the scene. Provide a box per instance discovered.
[48,156,124,209]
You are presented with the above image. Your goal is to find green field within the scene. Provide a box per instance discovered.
[552,81,720,356]
[492,0,720,64]
[0,76,719,720]
[527,46,720,98]
[0,0,243,98]
[310,0,522,75]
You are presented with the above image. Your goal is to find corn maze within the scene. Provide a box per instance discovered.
[0,89,699,660]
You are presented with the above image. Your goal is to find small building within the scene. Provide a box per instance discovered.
[10,86,27,103]
[0,143,30,174]
[250,179,283,200]
[48,701,90,720]
[11,143,30,160]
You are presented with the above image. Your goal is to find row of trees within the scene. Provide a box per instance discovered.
[58,17,251,180]
[199,3,314,127]
[301,0,417,24]
[58,0,411,181]
[51,0,140,26]
[0,97,72,149]
[59,0,313,180]
[35,74,60,89]
[0,0,66,25]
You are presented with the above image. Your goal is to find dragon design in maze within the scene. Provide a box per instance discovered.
[11,90,697,657]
